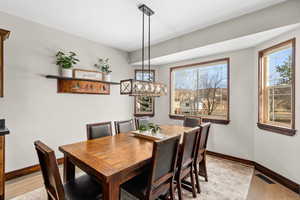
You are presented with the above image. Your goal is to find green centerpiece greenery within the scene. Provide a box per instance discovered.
[138,124,149,132]
[138,123,161,134]
[149,123,161,134]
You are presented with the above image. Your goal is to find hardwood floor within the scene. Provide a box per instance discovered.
[247,171,300,200]
[4,157,300,200]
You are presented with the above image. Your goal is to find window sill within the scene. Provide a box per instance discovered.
[169,114,230,125]
[257,123,296,136]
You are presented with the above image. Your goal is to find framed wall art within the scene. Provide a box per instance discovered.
[73,69,103,80]
[0,29,10,98]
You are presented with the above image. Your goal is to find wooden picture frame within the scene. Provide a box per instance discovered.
[168,58,230,125]
[0,29,10,98]
[73,69,103,81]
[134,70,155,117]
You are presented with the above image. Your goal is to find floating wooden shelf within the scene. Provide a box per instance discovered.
[46,75,119,95]
[45,75,120,85]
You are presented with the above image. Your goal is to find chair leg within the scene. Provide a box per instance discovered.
[47,193,53,200]
[189,170,197,198]
[177,178,183,200]
[194,163,201,193]
[199,156,208,182]
[170,182,175,200]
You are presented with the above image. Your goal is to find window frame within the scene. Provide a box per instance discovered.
[169,58,230,125]
[257,38,296,136]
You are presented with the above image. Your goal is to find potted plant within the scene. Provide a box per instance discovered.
[138,124,149,132]
[94,58,112,81]
[55,51,79,77]
[148,123,161,134]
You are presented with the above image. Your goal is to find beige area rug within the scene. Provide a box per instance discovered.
[11,156,254,200]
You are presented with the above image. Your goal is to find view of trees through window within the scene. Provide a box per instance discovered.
[171,59,229,120]
[260,42,294,128]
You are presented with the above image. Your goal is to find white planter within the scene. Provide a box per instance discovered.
[60,68,73,78]
[103,74,111,82]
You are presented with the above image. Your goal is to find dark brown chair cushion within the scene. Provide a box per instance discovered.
[121,172,149,200]
[64,175,102,200]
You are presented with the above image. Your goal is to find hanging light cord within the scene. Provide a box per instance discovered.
[148,14,151,82]
[141,7,145,81]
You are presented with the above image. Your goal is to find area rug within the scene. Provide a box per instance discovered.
[11,156,254,200]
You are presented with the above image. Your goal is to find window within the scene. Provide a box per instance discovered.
[134,70,155,117]
[170,58,230,124]
[258,39,296,136]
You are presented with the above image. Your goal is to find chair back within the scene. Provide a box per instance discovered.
[148,135,181,199]
[178,127,200,170]
[183,116,201,127]
[34,141,65,200]
[86,121,112,140]
[114,119,135,134]
[135,117,150,129]
[198,123,211,149]
[195,123,211,160]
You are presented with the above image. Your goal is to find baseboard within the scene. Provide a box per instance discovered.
[5,158,64,181]
[206,151,254,166]
[207,150,300,194]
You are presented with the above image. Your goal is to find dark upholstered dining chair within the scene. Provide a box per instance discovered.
[114,119,135,134]
[121,135,181,200]
[183,116,201,127]
[175,127,200,200]
[135,117,150,129]
[34,140,102,200]
[193,122,211,193]
[86,121,112,140]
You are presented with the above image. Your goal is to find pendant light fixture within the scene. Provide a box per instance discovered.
[120,4,167,97]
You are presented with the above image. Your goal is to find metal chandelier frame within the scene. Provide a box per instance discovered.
[120,4,167,97]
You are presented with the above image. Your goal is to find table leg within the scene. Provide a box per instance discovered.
[63,155,75,183]
[103,179,120,200]
[0,136,5,200]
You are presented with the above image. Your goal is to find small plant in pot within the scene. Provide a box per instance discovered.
[94,58,112,81]
[138,124,149,132]
[55,51,79,77]
[148,123,161,134]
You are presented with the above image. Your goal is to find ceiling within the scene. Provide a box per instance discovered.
[0,0,287,51]
[131,24,300,65]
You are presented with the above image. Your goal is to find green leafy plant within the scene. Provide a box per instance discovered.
[94,58,112,74]
[138,124,149,132]
[148,123,161,134]
[55,51,79,69]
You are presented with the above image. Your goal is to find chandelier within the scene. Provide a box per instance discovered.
[120,4,167,97]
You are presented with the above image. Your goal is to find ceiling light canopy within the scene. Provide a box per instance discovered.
[120,4,167,97]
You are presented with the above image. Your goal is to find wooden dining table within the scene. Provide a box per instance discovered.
[59,125,193,200]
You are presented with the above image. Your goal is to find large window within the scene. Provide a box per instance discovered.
[258,39,296,136]
[170,58,230,124]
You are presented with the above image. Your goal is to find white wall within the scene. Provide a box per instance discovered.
[153,48,255,161]
[0,12,134,172]
[254,29,300,183]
